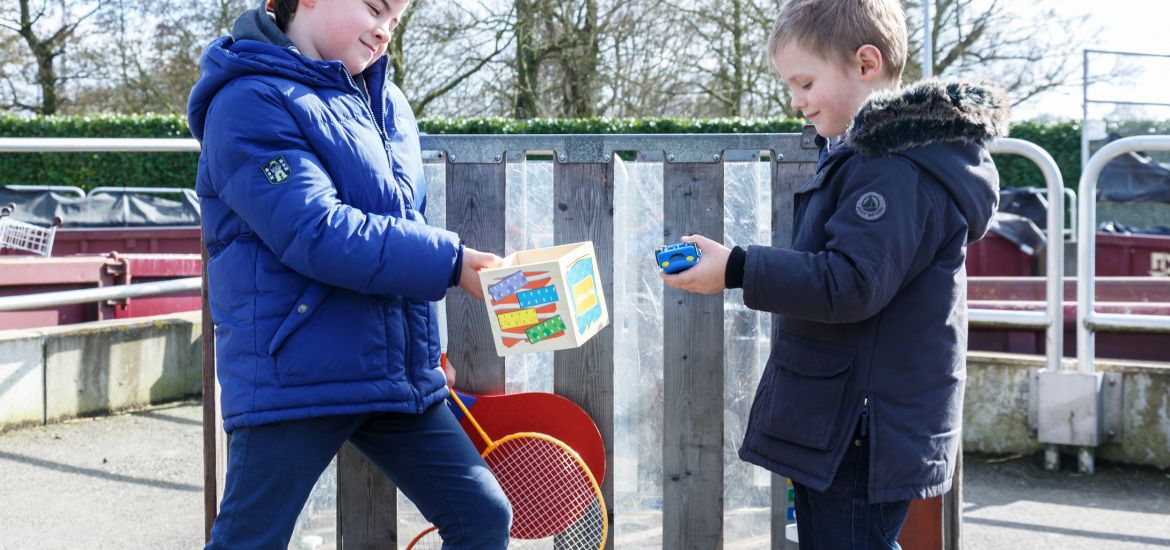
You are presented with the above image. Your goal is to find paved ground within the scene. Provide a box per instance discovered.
[2,401,1168,549]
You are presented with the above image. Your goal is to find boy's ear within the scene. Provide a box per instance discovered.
[855,44,884,83]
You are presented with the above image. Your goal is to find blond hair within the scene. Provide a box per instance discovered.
[767,0,907,81]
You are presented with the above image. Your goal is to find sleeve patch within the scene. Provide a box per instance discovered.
[855,191,887,221]
[261,155,292,184]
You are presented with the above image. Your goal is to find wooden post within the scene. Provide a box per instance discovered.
[662,161,726,548]
[201,243,217,543]
[444,161,509,394]
[337,444,398,548]
[768,154,815,550]
[552,159,616,549]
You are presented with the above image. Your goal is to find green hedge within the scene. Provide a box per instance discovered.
[0,114,1110,191]
[995,120,1081,191]
[0,114,198,191]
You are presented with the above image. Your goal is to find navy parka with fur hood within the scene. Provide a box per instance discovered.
[187,5,460,432]
[738,80,1007,502]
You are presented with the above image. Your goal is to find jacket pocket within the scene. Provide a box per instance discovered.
[760,337,854,450]
[269,284,390,387]
[268,281,333,355]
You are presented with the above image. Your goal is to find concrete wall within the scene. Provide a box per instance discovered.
[4,317,1168,469]
[965,351,1170,468]
[0,330,46,430]
[0,312,201,431]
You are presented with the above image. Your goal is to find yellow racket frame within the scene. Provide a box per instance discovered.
[404,390,608,550]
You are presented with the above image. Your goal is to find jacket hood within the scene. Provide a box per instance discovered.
[846,79,1008,242]
[187,1,381,141]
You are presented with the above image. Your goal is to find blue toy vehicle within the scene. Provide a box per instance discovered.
[655,242,702,274]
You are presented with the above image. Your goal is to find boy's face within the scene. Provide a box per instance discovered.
[293,0,409,76]
[773,42,882,139]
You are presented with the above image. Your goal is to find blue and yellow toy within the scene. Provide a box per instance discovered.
[655,242,702,274]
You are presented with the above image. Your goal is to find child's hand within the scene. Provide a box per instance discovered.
[441,354,457,387]
[459,246,503,300]
[660,234,730,295]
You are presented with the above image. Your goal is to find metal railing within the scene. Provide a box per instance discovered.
[0,138,204,314]
[969,138,1065,373]
[3,184,86,198]
[1076,135,1170,374]
[0,277,201,312]
[0,137,200,153]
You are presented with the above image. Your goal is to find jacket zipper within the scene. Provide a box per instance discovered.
[860,396,870,437]
[341,68,408,219]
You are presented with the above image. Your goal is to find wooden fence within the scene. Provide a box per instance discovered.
[202,129,959,549]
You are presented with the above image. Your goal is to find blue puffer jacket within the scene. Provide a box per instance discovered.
[738,81,1007,502]
[187,7,459,432]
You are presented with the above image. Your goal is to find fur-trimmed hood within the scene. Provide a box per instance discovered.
[844,79,1006,242]
[847,79,1010,157]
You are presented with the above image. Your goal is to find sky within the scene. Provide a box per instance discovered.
[1012,0,1170,121]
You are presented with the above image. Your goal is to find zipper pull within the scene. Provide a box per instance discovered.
[860,397,870,437]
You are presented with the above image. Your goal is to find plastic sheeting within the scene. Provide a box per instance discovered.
[292,158,778,549]
[0,186,200,227]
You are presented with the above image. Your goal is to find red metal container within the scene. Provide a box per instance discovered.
[0,226,202,257]
[967,276,1170,362]
[966,232,1036,276]
[1095,232,1170,277]
[0,252,201,330]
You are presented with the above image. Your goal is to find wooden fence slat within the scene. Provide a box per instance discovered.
[445,162,508,394]
[201,243,217,543]
[768,158,815,550]
[663,161,726,549]
[552,160,616,550]
[338,443,397,548]
[942,447,963,550]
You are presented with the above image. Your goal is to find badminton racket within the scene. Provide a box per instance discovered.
[404,389,608,549]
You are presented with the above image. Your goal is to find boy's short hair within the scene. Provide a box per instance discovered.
[271,0,296,31]
[767,0,908,81]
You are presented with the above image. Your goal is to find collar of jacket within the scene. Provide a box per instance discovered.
[844,79,1010,157]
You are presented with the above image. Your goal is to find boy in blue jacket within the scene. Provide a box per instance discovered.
[187,0,510,547]
[663,0,1006,547]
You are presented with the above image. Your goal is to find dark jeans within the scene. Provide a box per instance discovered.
[207,401,511,549]
[792,427,911,550]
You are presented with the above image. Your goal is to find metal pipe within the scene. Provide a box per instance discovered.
[922,0,933,78]
[1086,312,1170,333]
[0,277,201,312]
[989,138,1064,372]
[3,184,86,198]
[968,309,1049,329]
[1082,49,1090,175]
[1077,136,1170,374]
[0,137,200,153]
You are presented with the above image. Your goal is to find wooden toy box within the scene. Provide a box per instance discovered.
[478,241,609,356]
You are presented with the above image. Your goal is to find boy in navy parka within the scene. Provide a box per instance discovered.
[663,0,1007,547]
[187,0,510,547]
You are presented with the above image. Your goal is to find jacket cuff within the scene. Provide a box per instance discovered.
[449,243,465,288]
[725,246,746,289]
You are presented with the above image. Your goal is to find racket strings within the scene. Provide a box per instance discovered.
[483,435,605,548]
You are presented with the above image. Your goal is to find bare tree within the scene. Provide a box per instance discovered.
[389,0,513,117]
[0,0,105,114]
[666,0,786,117]
[510,0,634,119]
[902,0,1103,106]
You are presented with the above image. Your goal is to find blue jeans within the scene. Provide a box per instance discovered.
[207,401,511,549]
[792,426,910,550]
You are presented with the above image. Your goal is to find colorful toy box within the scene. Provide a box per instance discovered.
[478,241,610,356]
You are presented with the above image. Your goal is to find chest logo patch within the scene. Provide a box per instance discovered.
[855,191,887,221]
[261,155,292,185]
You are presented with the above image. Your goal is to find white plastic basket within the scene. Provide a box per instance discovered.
[0,214,58,257]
